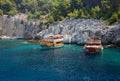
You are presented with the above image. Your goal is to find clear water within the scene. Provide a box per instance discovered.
[0,40,120,81]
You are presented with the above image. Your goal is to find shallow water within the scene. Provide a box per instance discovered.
[0,40,120,81]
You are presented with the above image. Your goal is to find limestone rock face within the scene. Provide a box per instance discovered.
[0,15,25,38]
[0,27,2,35]
[38,18,111,44]
[37,18,120,45]
[0,14,120,45]
[0,14,41,39]
[102,24,120,45]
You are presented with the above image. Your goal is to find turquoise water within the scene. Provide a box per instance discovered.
[0,40,120,81]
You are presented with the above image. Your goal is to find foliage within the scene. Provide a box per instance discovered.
[80,8,90,18]
[8,7,17,15]
[68,9,79,18]
[103,20,110,25]
[91,6,101,19]
[28,12,34,20]
[0,0,119,25]
[47,15,55,24]
[0,9,3,16]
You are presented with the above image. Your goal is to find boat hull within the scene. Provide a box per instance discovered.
[84,47,103,54]
[41,45,64,49]
[84,50,102,54]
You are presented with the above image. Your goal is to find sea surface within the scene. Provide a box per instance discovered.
[0,40,120,81]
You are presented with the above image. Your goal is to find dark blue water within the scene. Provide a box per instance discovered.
[0,40,120,81]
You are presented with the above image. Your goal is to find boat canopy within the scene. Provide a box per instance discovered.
[48,35,63,39]
[86,39,101,44]
[41,35,64,42]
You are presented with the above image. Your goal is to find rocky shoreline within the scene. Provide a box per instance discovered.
[0,14,120,46]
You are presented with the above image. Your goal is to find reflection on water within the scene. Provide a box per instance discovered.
[0,40,120,81]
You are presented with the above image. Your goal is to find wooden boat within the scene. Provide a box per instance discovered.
[40,35,64,48]
[83,39,103,54]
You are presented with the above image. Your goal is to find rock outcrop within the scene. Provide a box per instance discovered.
[0,14,41,39]
[102,24,120,46]
[0,27,2,36]
[0,14,120,45]
[38,18,119,45]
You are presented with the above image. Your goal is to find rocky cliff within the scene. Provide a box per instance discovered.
[0,14,120,45]
[38,18,120,45]
[0,14,41,39]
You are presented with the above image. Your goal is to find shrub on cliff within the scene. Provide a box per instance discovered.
[91,6,101,19]
[0,9,3,16]
[8,8,17,15]
[68,9,79,18]
[80,8,90,19]
[47,15,55,24]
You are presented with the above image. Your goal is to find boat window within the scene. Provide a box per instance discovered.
[86,43,101,45]
[93,43,101,45]
[86,44,92,45]
[56,42,62,44]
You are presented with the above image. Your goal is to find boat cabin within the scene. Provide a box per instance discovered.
[40,35,64,48]
[84,39,103,54]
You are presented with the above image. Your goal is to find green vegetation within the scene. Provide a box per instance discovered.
[0,9,3,16]
[68,9,79,18]
[0,0,120,25]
